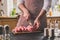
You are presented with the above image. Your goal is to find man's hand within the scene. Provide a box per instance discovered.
[34,18,40,29]
[23,10,30,20]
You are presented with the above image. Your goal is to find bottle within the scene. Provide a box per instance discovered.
[4,25,10,40]
[44,20,50,38]
[0,25,4,40]
[44,28,49,38]
[54,20,59,37]
[49,8,53,16]
[49,22,54,38]
[58,21,60,36]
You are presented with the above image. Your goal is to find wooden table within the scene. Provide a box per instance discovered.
[0,16,18,31]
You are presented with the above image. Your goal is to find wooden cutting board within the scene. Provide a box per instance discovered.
[12,30,41,35]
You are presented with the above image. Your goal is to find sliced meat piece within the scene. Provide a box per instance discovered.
[20,26,25,31]
[33,24,38,30]
[18,26,26,32]
[12,27,19,33]
[17,27,22,32]
[26,25,34,32]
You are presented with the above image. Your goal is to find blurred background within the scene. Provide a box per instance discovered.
[0,0,60,17]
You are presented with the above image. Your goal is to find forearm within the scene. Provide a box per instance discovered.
[36,9,46,19]
[36,0,52,19]
[18,3,28,12]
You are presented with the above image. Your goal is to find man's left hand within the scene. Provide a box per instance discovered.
[34,18,40,29]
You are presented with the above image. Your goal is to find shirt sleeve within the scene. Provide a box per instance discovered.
[42,0,52,12]
[17,0,24,6]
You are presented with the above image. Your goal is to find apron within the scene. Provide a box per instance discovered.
[24,0,47,31]
[17,0,47,31]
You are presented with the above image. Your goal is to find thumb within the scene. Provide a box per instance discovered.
[33,22,37,27]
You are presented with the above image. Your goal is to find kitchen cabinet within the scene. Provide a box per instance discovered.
[0,16,18,31]
[47,16,60,29]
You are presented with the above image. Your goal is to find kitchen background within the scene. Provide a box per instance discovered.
[0,0,60,17]
[0,0,60,31]
[0,0,21,17]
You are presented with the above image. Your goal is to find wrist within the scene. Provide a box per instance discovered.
[36,16,40,20]
[23,8,28,12]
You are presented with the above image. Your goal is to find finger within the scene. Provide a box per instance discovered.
[34,21,36,25]
[29,22,32,26]
[34,23,37,26]
[36,22,40,29]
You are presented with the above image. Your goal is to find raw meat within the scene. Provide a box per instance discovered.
[18,26,25,32]
[12,23,39,33]
[12,14,39,33]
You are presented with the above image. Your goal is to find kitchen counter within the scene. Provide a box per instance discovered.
[47,16,60,18]
[10,32,60,40]
[0,15,60,18]
[47,16,60,29]
[0,16,18,31]
[0,16,18,19]
[47,16,60,19]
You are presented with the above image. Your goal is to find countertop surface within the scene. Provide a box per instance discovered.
[10,32,60,40]
[0,16,18,19]
[0,15,60,19]
[47,16,60,18]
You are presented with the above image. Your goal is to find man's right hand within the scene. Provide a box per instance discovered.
[23,10,30,20]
